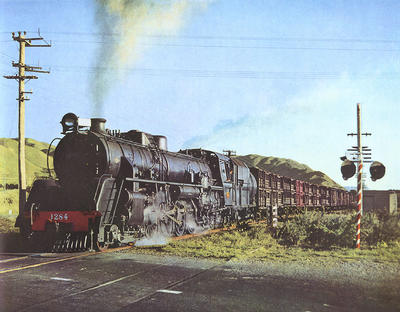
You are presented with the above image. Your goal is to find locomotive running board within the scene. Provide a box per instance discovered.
[124,177,223,191]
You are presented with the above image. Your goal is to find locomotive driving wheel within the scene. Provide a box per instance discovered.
[159,203,174,236]
[159,218,173,236]
[174,204,194,236]
[95,241,107,252]
[174,212,186,236]
[144,223,158,237]
[201,213,211,229]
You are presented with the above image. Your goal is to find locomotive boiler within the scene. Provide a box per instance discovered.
[16,113,257,250]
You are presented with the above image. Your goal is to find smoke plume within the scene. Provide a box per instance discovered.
[93,0,209,115]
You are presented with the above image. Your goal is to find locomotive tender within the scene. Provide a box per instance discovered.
[16,113,354,251]
[16,113,257,250]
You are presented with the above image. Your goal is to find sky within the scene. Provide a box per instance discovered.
[0,0,399,190]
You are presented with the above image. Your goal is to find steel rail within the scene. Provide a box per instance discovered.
[0,245,132,274]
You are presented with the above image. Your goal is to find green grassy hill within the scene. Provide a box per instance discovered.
[0,138,54,186]
[236,154,343,189]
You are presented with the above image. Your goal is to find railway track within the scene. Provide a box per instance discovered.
[0,245,132,275]
[1,223,238,273]
[0,221,252,270]
[0,224,232,275]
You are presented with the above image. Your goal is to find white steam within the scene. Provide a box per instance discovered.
[135,231,169,246]
[92,0,211,115]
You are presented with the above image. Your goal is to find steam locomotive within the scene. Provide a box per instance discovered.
[16,113,355,251]
[16,113,257,250]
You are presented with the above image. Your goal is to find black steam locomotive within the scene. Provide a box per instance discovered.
[16,113,257,250]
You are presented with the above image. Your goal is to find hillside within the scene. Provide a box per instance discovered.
[236,154,343,189]
[0,138,54,186]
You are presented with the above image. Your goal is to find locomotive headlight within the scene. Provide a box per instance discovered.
[61,113,78,133]
[64,117,75,126]
[61,113,92,134]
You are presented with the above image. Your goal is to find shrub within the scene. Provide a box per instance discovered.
[367,213,400,244]
[361,213,381,245]
[277,212,354,248]
[276,216,308,246]
[277,211,400,249]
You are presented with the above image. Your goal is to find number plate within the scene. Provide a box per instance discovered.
[50,213,69,221]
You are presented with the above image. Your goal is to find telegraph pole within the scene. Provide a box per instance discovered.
[347,103,371,249]
[355,104,363,249]
[3,31,51,216]
[341,103,385,248]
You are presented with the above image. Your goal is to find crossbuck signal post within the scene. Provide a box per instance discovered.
[3,31,51,216]
[347,103,371,249]
[340,103,385,249]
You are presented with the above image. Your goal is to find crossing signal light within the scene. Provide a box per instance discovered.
[370,161,385,181]
[341,159,356,180]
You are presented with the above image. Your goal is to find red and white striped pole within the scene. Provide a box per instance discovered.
[356,161,363,248]
[356,103,363,249]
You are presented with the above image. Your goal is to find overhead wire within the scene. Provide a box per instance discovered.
[18,40,400,52]
[0,39,398,53]
[46,65,400,80]
[1,31,398,80]
[2,30,398,44]
[0,51,14,59]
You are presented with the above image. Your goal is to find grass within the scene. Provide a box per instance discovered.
[0,191,20,252]
[0,138,55,217]
[132,223,400,264]
[0,215,18,233]
[0,215,24,252]
[0,138,56,216]
[0,137,54,186]
[0,189,19,216]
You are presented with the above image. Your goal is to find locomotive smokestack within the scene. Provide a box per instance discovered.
[91,118,107,134]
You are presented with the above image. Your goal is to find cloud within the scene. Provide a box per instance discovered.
[183,116,250,148]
